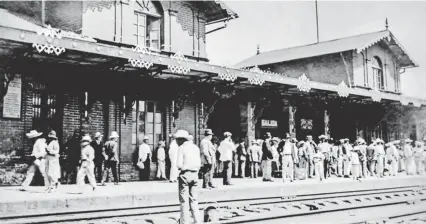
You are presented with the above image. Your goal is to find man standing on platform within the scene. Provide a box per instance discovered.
[248,140,261,178]
[138,136,152,181]
[102,131,119,185]
[404,138,415,175]
[366,139,377,176]
[414,141,424,175]
[218,132,235,185]
[386,140,400,176]
[342,139,352,178]
[21,130,48,190]
[200,129,216,189]
[375,138,386,178]
[90,132,104,183]
[357,138,368,178]
[236,138,248,178]
[261,132,274,182]
[305,135,316,178]
[169,134,179,183]
[64,130,81,184]
[76,135,97,192]
[175,130,201,224]
[281,134,296,183]
[318,135,331,179]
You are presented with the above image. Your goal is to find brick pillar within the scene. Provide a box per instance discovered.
[324,109,330,137]
[241,102,255,144]
[289,104,297,138]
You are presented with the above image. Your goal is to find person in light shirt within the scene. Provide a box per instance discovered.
[375,138,386,178]
[175,130,201,224]
[218,132,235,185]
[414,141,425,175]
[76,135,97,192]
[200,129,216,189]
[247,140,261,178]
[280,134,297,183]
[312,147,325,181]
[168,134,179,183]
[45,130,61,192]
[138,136,152,181]
[385,140,400,176]
[156,140,166,180]
[21,130,48,191]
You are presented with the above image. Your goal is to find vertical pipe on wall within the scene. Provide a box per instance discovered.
[197,9,200,60]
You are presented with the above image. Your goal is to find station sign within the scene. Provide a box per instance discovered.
[261,119,278,128]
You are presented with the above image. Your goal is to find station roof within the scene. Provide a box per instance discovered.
[235,30,417,69]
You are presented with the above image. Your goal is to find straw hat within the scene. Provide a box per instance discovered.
[81,135,92,143]
[48,130,57,139]
[109,131,119,139]
[175,130,190,140]
[94,132,103,139]
[26,130,43,139]
[224,132,232,137]
[204,129,213,136]
[143,135,149,141]
[404,138,413,143]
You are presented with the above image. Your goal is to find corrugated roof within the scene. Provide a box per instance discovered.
[235,30,417,69]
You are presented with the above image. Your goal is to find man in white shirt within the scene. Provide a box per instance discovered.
[175,130,201,224]
[281,134,296,183]
[218,132,235,185]
[168,134,179,183]
[200,129,215,189]
[76,135,97,192]
[21,130,48,190]
[305,135,317,178]
[318,135,331,179]
[138,136,152,181]
[375,138,386,178]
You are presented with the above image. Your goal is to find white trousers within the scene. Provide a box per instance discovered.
[314,161,324,180]
[22,159,48,187]
[170,161,179,182]
[281,155,294,181]
[76,161,97,187]
[157,161,166,178]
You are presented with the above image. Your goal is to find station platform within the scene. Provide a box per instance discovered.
[1,174,426,218]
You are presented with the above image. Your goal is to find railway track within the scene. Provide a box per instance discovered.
[2,185,426,224]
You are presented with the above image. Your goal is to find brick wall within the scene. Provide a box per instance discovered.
[264,51,354,86]
[62,93,81,143]
[46,1,82,33]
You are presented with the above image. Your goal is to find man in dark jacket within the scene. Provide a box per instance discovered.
[90,132,104,183]
[64,130,81,184]
[261,132,274,182]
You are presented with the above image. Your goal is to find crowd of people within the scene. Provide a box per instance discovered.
[19,127,426,223]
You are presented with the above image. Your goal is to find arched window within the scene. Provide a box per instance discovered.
[133,0,162,50]
[371,56,384,90]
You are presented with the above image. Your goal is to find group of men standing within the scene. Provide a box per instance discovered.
[22,129,121,192]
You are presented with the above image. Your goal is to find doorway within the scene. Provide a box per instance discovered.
[207,98,242,140]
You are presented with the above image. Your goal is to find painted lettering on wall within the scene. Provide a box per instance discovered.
[261,119,278,128]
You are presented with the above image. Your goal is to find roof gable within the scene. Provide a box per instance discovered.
[235,30,417,69]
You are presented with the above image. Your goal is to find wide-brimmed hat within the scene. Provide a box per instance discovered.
[319,135,327,139]
[175,130,190,140]
[26,130,43,139]
[204,129,213,136]
[109,131,119,139]
[375,138,384,143]
[306,135,313,139]
[356,138,366,144]
[404,138,413,143]
[94,132,103,139]
[81,135,92,143]
[415,141,423,146]
[224,132,232,137]
[143,136,149,141]
[391,140,401,145]
[48,130,57,139]
[271,137,280,142]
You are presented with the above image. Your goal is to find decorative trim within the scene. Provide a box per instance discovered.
[336,81,350,98]
[32,43,65,55]
[297,74,311,92]
[128,58,153,69]
[168,52,190,74]
[248,76,265,86]
[218,68,237,82]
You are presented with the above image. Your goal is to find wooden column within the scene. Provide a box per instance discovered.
[240,102,255,144]
[324,109,330,137]
[289,104,297,138]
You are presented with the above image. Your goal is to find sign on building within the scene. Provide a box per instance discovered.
[301,118,313,130]
[261,119,278,128]
[3,74,22,118]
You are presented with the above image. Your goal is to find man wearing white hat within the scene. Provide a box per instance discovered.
[403,138,415,175]
[261,132,274,182]
[175,130,201,224]
[375,138,386,178]
[386,140,400,176]
[341,138,352,178]
[90,132,104,183]
[21,130,49,190]
[248,139,261,178]
[280,133,296,182]
[46,130,61,192]
[76,135,97,192]
[356,138,368,178]
[168,134,179,183]
[218,132,235,185]
[102,131,120,185]
[366,139,377,176]
[138,135,152,181]
[200,129,216,189]
[304,135,317,178]
[318,135,331,179]
[414,141,425,175]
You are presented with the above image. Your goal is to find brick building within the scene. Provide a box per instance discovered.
[235,28,425,143]
[0,1,425,185]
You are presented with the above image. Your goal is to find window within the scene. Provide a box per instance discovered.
[32,82,57,134]
[133,0,161,50]
[131,101,164,151]
[371,57,385,90]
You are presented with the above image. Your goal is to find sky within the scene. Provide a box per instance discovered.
[205,1,426,99]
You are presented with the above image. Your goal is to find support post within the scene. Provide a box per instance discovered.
[241,102,255,144]
[324,109,330,137]
[289,104,297,138]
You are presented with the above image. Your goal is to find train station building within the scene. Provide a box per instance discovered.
[0,0,425,184]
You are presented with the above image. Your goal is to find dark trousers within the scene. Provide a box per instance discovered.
[201,164,212,188]
[323,159,329,179]
[64,163,79,184]
[222,161,232,185]
[139,159,151,181]
[94,162,103,183]
[102,161,118,183]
